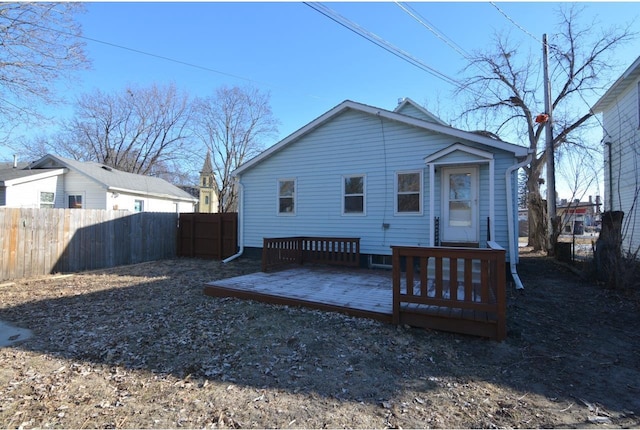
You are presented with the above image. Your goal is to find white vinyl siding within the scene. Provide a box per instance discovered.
[1,175,62,208]
[62,169,106,209]
[240,109,518,259]
[111,192,194,212]
[600,77,640,253]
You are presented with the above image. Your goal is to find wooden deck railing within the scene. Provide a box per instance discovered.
[262,237,360,272]
[391,241,506,340]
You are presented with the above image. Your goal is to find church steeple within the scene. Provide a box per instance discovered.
[198,150,218,213]
[201,149,213,176]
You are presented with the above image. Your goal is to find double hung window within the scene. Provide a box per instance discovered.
[343,175,365,215]
[278,179,295,214]
[396,171,422,214]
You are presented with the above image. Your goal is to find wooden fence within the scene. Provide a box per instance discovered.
[0,208,178,281]
[177,212,238,260]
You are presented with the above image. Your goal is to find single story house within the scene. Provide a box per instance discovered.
[591,55,640,254]
[0,154,197,213]
[227,99,531,284]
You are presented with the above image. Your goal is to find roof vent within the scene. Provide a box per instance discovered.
[101,165,113,172]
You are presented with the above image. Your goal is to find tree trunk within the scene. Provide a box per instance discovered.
[528,193,548,251]
[594,211,624,288]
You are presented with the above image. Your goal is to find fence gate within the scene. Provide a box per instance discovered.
[177,212,238,259]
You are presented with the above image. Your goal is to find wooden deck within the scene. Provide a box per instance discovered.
[204,239,507,341]
[203,266,394,323]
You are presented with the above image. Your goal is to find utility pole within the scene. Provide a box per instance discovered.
[543,33,557,255]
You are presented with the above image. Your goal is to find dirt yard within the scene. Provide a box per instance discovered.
[0,251,638,429]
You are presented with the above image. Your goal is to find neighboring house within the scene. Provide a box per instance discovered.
[198,150,220,213]
[228,98,531,267]
[557,196,602,235]
[0,154,197,213]
[591,55,640,253]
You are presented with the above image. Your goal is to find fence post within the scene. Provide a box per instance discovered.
[217,214,223,260]
[297,237,304,265]
[391,247,400,325]
[262,238,268,272]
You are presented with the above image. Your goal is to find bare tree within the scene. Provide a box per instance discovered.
[193,86,279,212]
[554,146,601,244]
[456,5,634,251]
[53,83,195,183]
[0,3,88,139]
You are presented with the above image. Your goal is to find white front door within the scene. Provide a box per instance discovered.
[442,166,479,243]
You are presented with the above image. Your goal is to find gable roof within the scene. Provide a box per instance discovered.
[234,99,529,176]
[0,167,65,187]
[591,55,640,113]
[394,97,448,125]
[424,143,495,164]
[29,154,197,202]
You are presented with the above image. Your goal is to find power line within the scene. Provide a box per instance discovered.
[490,2,542,45]
[489,2,607,132]
[304,2,484,97]
[395,2,473,62]
[395,2,498,81]
[1,14,327,101]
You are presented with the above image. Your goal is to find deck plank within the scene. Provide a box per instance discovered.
[204,266,394,321]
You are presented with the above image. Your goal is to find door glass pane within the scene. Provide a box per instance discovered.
[449,201,472,226]
[449,173,471,227]
[449,173,470,200]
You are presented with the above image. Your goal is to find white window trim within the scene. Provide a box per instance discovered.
[134,199,145,212]
[66,192,85,209]
[394,169,423,216]
[342,174,366,216]
[277,178,296,216]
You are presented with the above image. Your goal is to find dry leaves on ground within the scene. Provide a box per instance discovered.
[0,255,639,428]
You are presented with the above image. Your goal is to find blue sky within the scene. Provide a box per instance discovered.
[3,1,640,197]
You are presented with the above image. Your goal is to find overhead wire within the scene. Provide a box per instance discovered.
[303,2,486,99]
[394,2,497,100]
[395,2,474,63]
[490,2,543,45]
[0,14,326,101]
[489,2,608,133]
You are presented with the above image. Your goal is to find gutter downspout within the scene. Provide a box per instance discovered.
[506,150,533,290]
[605,141,613,211]
[223,179,244,263]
